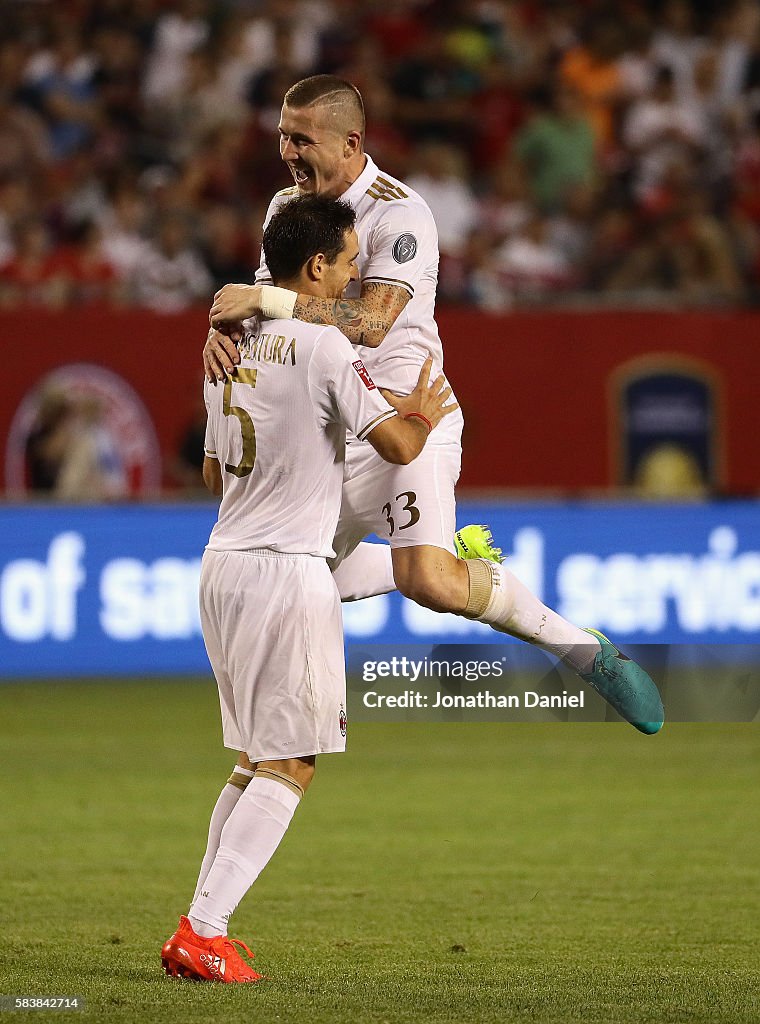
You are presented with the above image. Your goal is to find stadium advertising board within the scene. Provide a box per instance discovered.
[1,309,759,495]
[1,502,758,678]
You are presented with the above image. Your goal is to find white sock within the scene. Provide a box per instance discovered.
[466,560,599,673]
[331,542,395,601]
[188,777,301,936]
[192,772,253,904]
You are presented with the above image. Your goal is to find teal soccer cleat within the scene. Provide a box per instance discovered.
[455,530,664,735]
[580,629,664,735]
[454,524,504,563]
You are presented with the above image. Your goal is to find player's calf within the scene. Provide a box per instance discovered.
[391,544,469,614]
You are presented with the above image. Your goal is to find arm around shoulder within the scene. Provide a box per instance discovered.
[292,281,410,348]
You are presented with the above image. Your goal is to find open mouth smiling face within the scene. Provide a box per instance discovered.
[291,165,313,188]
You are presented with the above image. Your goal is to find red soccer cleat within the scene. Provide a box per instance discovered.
[161,916,263,983]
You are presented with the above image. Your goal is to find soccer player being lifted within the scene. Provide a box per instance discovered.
[204,75,663,735]
[162,195,458,982]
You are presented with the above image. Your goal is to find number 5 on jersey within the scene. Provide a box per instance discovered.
[223,368,258,477]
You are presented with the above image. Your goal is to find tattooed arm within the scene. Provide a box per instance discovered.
[292,282,410,348]
[205,282,410,379]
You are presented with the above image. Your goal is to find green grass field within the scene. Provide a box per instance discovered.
[2,678,758,1024]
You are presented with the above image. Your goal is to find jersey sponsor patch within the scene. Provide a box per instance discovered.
[352,360,377,390]
[392,233,417,264]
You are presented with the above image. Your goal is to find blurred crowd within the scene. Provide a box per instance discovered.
[1,0,760,311]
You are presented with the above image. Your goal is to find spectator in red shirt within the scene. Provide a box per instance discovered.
[52,220,123,306]
[0,218,67,307]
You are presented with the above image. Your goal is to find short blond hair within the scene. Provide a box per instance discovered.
[284,75,365,139]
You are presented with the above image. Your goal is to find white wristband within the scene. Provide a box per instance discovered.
[259,285,297,320]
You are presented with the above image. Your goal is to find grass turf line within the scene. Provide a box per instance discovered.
[1,678,758,1024]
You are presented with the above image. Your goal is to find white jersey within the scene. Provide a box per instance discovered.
[204,318,396,555]
[256,155,463,446]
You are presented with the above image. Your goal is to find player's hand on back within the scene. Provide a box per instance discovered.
[205,284,264,382]
[380,357,459,432]
[203,327,242,383]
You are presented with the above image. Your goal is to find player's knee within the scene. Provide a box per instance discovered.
[256,756,315,795]
[286,757,315,791]
[228,752,257,790]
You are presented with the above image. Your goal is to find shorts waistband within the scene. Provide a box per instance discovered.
[206,546,325,560]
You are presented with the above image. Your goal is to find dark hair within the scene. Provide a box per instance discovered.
[284,75,365,136]
[263,194,356,284]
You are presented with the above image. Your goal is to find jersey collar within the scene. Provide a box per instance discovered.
[340,154,379,208]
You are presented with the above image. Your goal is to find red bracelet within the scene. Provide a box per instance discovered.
[404,412,433,433]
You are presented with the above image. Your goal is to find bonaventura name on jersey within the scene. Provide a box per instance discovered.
[240,331,296,366]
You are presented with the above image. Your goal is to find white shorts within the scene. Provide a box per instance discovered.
[200,548,347,761]
[331,440,461,566]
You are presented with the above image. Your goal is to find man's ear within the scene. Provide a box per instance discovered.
[306,252,326,281]
[344,131,362,157]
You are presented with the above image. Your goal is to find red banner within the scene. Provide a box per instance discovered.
[1,307,758,493]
